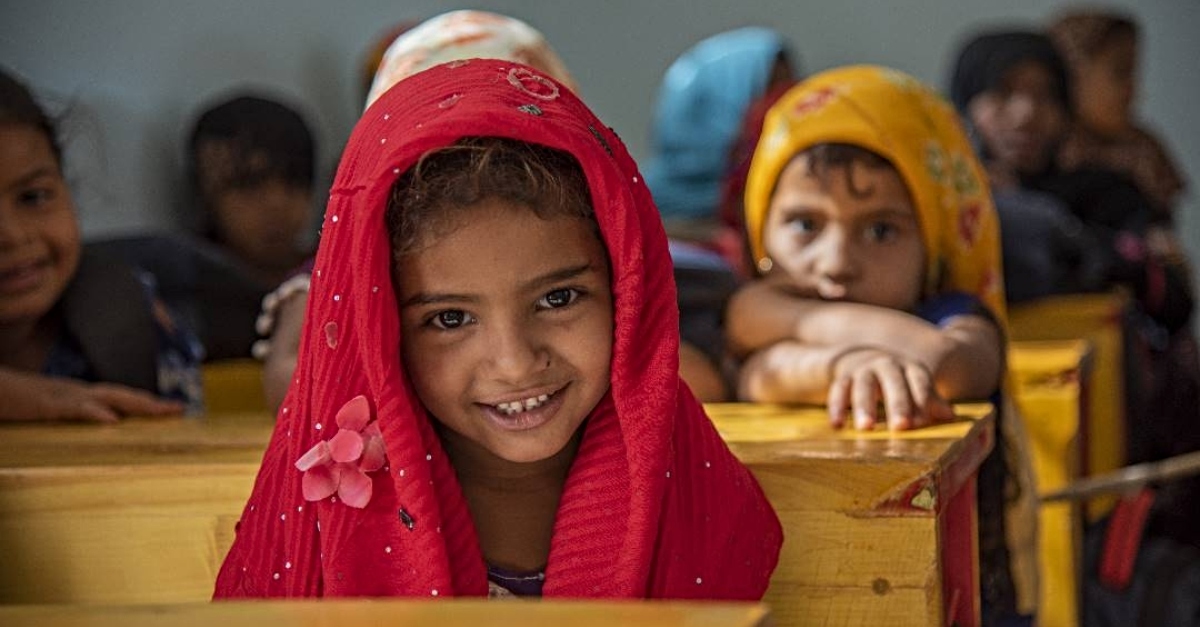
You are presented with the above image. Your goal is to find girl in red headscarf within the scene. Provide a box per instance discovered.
[214,59,781,600]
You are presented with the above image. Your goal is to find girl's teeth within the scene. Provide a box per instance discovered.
[497,394,551,415]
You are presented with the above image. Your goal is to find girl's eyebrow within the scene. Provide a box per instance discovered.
[399,291,476,308]
[519,261,593,291]
[861,207,917,221]
[5,166,57,193]
[399,262,595,308]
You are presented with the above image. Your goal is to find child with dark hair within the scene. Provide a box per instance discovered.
[728,66,1038,624]
[214,60,781,600]
[188,94,315,283]
[0,67,201,421]
[1050,10,1186,219]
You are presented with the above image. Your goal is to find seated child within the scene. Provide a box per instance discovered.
[727,66,1036,622]
[214,60,782,599]
[0,68,201,422]
[187,93,316,285]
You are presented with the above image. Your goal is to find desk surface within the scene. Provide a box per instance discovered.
[0,412,273,468]
[0,600,771,627]
[0,403,994,472]
[707,402,993,471]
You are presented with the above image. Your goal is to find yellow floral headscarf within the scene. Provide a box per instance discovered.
[744,65,1006,322]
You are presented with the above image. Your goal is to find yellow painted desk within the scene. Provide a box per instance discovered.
[707,403,995,627]
[0,599,771,627]
[0,413,273,605]
[1,406,993,627]
[1009,291,1128,520]
[1009,340,1093,627]
[201,359,267,414]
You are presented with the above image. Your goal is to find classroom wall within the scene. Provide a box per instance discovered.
[2,0,1196,263]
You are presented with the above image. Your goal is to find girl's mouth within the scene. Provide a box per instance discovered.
[495,393,551,415]
[478,385,567,432]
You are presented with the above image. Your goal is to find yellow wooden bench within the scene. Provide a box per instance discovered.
[201,359,267,414]
[0,406,994,627]
[1009,340,1092,627]
[0,599,771,627]
[1009,291,1128,520]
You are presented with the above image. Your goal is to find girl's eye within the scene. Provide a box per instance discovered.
[538,287,579,310]
[785,215,818,234]
[18,188,54,208]
[865,222,898,242]
[430,309,471,330]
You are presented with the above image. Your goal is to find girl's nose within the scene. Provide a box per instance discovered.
[485,321,549,384]
[1007,94,1038,126]
[815,230,857,282]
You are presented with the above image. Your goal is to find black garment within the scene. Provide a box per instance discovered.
[85,233,271,361]
[58,247,160,392]
[993,188,1109,303]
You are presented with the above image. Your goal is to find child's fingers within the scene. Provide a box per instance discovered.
[903,364,937,428]
[90,384,186,418]
[827,375,852,429]
[75,400,121,423]
[850,369,880,430]
[874,360,915,431]
[930,395,956,423]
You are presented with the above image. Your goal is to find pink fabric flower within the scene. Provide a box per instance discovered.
[295,395,387,508]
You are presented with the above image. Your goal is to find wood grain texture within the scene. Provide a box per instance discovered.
[0,600,771,627]
[0,405,994,627]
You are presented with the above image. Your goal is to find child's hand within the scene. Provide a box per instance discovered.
[0,368,185,423]
[827,347,955,431]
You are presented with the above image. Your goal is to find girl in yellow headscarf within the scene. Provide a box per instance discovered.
[726,65,1036,623]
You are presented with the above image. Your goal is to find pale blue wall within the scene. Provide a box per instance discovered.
[2,0,1196,262]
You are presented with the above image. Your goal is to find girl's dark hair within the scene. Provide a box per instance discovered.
[187,94,315,199]
[0,67,62,166]
[793,143,898,199]
[1050,12,1138,62]
[386,137,596,255]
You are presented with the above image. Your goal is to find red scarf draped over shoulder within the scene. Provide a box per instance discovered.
[214,60,781,600]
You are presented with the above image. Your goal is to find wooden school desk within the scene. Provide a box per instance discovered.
[1,405,993,627]
[706,403,995,627]
[1009,291,1128,520]
[0,412,272,604]
[1009,340,1093,627]
[0,599,771,627]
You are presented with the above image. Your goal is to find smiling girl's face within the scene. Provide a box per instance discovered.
[395,198,613,464]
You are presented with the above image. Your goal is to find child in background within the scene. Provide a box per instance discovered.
[187,94,316,285]
[1050,10,1186,221]
[0,68,201,421]
[642,27,798,400]
[215,60,781,599]
[728,66,1035,624]
[951,31,1200,555]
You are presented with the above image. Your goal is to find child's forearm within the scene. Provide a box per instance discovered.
[729,285,1002,400]
[737,341,847,404]
[726,281,818,356]
[729,283,947,360]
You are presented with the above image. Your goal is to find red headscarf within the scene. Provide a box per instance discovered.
[214,60,781,600]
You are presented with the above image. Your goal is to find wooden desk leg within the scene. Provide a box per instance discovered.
[941,477,979,627]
